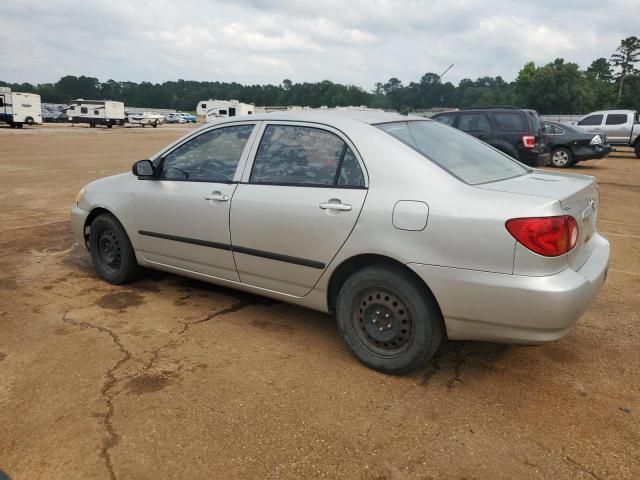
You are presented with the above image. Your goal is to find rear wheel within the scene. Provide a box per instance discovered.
[551,147,573,168]
[89,213,140,284]
[25,117,34,126]
[336,265,443,374]
[16,123,23,129]
[635,143,640,159]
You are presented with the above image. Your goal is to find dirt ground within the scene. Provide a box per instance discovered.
[0,123,638,480]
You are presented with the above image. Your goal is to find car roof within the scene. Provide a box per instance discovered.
[213,109,424,126]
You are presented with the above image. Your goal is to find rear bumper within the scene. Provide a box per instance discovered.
[408,233,609,344]
[520,149,550,167]
[574,144,611,161]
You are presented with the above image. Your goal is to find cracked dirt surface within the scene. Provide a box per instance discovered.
[0,124,639,479]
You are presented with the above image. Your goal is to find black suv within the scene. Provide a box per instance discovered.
[431,107,550,167]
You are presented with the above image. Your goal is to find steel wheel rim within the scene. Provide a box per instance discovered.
[352,288,413,357]
[97,229,122,272]
[552,150,569,166]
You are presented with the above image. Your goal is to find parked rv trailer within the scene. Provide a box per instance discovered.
[200,99,255,122]
[0,87,42,128]
[67,100,126,128]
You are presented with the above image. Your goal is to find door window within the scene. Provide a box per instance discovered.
[605,114,627,125]
[493,113,525,132]
[250,125,365,187]
[0,97,4,107]
[578,115,603,126]
[160,125,254,182]
[458,113,491,132]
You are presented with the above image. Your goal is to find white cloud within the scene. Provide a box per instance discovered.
[0,0,637,88]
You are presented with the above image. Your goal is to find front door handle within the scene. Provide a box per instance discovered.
[319,201,352,211]
[204,192,229,202]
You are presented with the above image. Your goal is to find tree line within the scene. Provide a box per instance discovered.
[2,36,638,115]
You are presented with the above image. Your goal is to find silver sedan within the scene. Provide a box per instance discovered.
[70,111,609,374]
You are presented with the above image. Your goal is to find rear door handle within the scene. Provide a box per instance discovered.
[319,202,352,211]
[204,192,229,202]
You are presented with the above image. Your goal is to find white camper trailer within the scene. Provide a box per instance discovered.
[199,99,255,122]
[0,87,42,128]
[67,99,126,128]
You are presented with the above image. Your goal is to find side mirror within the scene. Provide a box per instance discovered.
[132,159,155,178]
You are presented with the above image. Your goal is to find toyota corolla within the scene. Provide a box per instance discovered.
[70,111,609,374]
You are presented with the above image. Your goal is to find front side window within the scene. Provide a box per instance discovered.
[605,114,627,125]
[160,124,254,182]
[377,120,528,185]
[250,124,365,187]
[458,113,490,132]
[494,113,525,132]
[578,115,603,126]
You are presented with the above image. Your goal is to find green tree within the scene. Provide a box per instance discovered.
[610,36,640,102]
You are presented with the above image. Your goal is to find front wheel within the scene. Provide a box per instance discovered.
[89,213,141,284]
[551,147,573,168]
[336,265,443,374]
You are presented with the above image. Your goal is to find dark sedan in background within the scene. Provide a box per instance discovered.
[544,120,611,168]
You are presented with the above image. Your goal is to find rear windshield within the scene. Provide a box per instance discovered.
[376,120,529,185]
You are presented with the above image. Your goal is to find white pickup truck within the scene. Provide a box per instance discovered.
[576,110,640,158]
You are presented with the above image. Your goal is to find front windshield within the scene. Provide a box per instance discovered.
[376,120,529,185]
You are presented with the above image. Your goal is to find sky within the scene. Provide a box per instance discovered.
[1,0,638,89]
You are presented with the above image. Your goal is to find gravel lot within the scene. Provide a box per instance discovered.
[0,123,638,480]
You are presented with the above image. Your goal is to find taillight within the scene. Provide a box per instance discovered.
[506,216,579,257]
[522,135,536,148]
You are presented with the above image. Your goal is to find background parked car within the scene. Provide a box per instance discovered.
[176,112,197,123]
[544,120,611,168]
[431,107,550,167]
[126,111,161,128]
[164,113,187,124]
[575,110,640,158]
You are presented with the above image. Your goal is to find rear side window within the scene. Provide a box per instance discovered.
[605,114,627,125]
[544,123,564,135]
[526,111,543,133]
[250,125,365,187]
[377,121,528,185]
[458,113,490,132]
[433,114,456,127]
[160,124,254,182]
[493,113,525,132]
[578,115,604,126]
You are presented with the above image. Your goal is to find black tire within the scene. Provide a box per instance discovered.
[550,147,573,168]
[635,143,640,159]
[25,117,34,126]
[107,123,113,129]
[16,123,23,129]
[336,265,443,374]
[89,123,95,128]
[152,121,157,128]
[89,213,140,284]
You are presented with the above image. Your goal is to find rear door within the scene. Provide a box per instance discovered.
[457,112,492,143]
[603,113,630,143]
[229,122,368,296]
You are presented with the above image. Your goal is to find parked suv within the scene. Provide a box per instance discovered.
[431,107,550,167]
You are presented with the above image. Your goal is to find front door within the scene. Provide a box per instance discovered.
[230,123,368,296]
[132,123,259,281]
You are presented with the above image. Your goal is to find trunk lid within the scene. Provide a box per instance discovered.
[479,171,599,271]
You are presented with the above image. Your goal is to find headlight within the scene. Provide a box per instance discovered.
[590,135,602,145]
[75,187,86,205]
